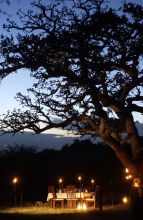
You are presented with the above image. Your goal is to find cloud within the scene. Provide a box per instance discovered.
[0,129,80,150]
[0,122,142,151]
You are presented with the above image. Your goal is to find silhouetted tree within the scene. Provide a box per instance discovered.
[0,141,122,203]
[0,0,143,210]
[1,145,37,156]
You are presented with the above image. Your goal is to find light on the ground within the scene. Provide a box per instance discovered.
[83,202,87,210]
[77,202,87,210]
[77,202,82,210]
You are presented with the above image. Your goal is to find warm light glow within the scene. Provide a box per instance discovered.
[122,196,128,204]
[91,179,95,184]
[0,206,90,214]
[12,177,18,184]
[125,168,129,173]
[82,203,87,210]
[128,174,132,179]
[134,182,139,187]
[77,203,82,210]
[59,178,63,184]
[125,174,132,180]
[133,178,140,188]
[78,176,82,181]
[77,202,87,210]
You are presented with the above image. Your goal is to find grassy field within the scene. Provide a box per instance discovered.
[0,204,131,220]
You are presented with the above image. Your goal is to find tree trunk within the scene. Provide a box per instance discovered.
[129,185,143,220]
[104,135,143,220]
[104,136,137,174]
[125,115,141,160]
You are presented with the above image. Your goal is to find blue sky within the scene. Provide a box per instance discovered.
[0,0,143,119]
[0,0,142,149]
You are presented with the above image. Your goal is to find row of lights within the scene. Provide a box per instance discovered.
[125,168,140,188]
[12,176,95,192]
[58,176,95,187]
[122,168,141,204]
[58,176,95,210]
[12,176,94,209]
[12,176,95,184]
[125,168,132,180]
[14,171,140,207]
[58,176,95,183]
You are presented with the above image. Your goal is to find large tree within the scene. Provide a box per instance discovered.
[0,0,143,188]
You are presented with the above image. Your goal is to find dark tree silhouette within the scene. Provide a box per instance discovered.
[0,0,143,202]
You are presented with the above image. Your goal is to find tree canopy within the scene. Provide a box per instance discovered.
[0,0,143,178]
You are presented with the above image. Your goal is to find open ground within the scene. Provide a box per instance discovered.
[0,204,131,220]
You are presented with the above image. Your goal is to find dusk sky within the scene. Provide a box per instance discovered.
[0,0,143,115]
[0,0,143,117]
[0,1,142,214]
[0,0,143,149]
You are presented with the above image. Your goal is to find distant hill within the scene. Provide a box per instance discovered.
[0,122,142,150]
[0,130,79,150]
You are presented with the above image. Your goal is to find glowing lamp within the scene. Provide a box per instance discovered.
[91,179,95,184]
[133,178,140,188]
[125,168,129,173]
[59,178,63,184]
[13,177,18,184]
[122,196,128,204]
[78,176,82,181]
[125,174,132,180]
